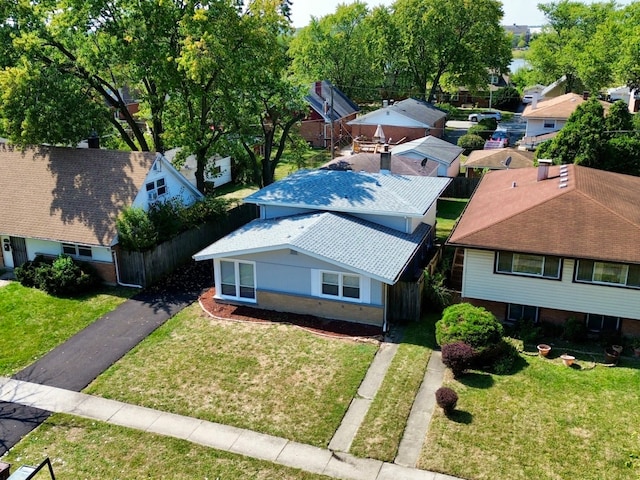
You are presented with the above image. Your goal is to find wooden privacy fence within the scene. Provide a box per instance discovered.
[117,203,257,287]
[442,176,480,198]
[387,273,425,323]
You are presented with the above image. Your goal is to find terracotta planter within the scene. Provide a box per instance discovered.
[560,354,575,367]
[604,347,620,365]
[537,344,551,357]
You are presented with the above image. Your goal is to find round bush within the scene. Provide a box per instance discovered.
[436,303,504,353]
[441,341,475,377]
[435,387,458,415]
[457,133,485,153]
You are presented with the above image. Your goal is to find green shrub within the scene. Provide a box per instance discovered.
[515,318,542,345]
[15,254,100,296]
[563,317,588,343]
[457,133,485,153]
[423,271,453,313]
[468,124,493,140]
[181,195,229,228]
[148,197,184,243]
[436,303,504,353]
[485,340,521,375]
[15,255,48,287]
[116,207,158,251]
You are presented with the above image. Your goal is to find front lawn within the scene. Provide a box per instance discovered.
[436,198,468,242]
[85,303,378,447]
[0,283,133,376]
[1,414,331,480]
[419,351,640,480]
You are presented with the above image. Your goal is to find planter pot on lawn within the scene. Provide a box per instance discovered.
[560,354,575,367]
[604,347,620,365]
[537,344,551,357]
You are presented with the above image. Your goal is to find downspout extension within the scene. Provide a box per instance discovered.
[112,250,143,289]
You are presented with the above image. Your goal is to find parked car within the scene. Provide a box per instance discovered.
[468,111,502,122]
[490,130,509,146]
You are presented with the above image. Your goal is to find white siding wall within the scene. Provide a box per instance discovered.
[463,249,640,320]
[260,206,314,220]
[525,118,567,137]
[28,239,112,262]
[352,213,408,232]
[132,165,201,211]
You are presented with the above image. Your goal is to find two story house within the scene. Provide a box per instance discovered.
[194,168,451,330]
[447,163,640,337]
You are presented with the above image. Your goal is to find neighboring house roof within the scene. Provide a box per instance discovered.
[193,211,431,284]
[347,98,447,128]
[447,164,640,265]
[244,169,451,218]
[0,144,158,247]
[305,80,359,123]
[522,92,610,119]
[321,152,439,176]
[390,136,463,166]
[463,148,534,170]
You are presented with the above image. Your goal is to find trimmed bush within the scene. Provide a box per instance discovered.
[486,340,521,375]
[563,317,588,343]
[441,342,475,377]
[468,124,493,140]
[435,387,458,415]
[457,133,485,153]
[436,303,504,354]
[15,255,48,288]
[14,254,100,296]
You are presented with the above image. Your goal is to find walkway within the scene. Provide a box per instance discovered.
[0,377,460,480]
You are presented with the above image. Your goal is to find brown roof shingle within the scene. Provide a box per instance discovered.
[448,164,640,264]
[0,144,156,246]
[522,92,611,119]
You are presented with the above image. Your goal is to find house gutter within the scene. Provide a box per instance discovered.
[112,250,143,289]
[383,284,388,333]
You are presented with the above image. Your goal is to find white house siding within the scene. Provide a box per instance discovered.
[224,249,384,305]
[132,165,201,211]
[524,118,567,137]
[260,206,314,220]
[180,156,232,188]
[351,213,409,233]
[446,159,460,178]
[462,249,640,320]
[26,238,112,262]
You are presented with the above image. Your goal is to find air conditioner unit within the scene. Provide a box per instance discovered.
[148,191,158,201]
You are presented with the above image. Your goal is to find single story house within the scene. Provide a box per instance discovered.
[164,148,232,189]
[194,169,451,330]
[0,144,203,284]
[321,150,439,177]
[390,136,463,177]
[462,148,534,178]
[520,92,611,148]
[299,80,359,149]
[348,98,447,141]
[447,163,640,337]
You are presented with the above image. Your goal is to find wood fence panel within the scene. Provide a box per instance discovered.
[387,274,425,323]
[442,177,480,198]
[117,203,258,287]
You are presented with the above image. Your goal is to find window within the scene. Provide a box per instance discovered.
[489,74,499,85]
[586,313,620,333]
[496,251,561,279]
[507,304,539,322]
[62,243,92,258]
[543,119,556,129]
[219,260,255,300]
[575,260,640,288]
[146,178,167,201]
[321,272,361,300]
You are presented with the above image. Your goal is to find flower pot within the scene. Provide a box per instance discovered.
[612,345,623,355]
[537,344,551,357]
[560,354,575,367]
[604,347,620,365]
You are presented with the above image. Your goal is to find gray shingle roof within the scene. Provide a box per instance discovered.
[193,212,431,284]
[244,169,450,217]
[348,98,447,127]
[391,136,463,166]
[306,80,359,122]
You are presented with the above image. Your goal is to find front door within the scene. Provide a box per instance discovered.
[9,237,28,268]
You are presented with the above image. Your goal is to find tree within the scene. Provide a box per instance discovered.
[391,0,511,102]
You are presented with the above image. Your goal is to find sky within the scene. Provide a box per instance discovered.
[290,0,635,29]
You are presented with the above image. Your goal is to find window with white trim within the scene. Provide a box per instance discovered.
[62,243,92,258]
[586,313,620,333]
[146,178,167,201]
[507,304,539,322]
[321,271,361,300]
[496,251,561,279]
[219,260,255,300]
[575,260,640,288]
[543,119,556,129]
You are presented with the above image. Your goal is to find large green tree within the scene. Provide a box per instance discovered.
[391,0,511,102]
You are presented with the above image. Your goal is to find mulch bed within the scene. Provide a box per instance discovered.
[198,287,383,340]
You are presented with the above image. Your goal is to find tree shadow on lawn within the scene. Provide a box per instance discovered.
[458,371,494,389]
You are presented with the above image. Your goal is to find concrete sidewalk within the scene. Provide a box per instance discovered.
[0,377,462,480]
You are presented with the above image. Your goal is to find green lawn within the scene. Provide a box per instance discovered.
[0,283,133,376]
[419,351,640,480]
[350,314,437,461]
[1,414,331,480]
[436,198,468,242]
[85,303,378,447]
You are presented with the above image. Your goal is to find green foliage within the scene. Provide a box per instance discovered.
[513,318,542,345]
[468,124,493,140]
[116,207,158,252]
[15,255,100,297]
[423,271,453,312]
[487,340,521,375]
[563,317,588,343]
[436,303,504,353]
[148,198,185,244]
[457,133,485,153]
[492,86,521,110]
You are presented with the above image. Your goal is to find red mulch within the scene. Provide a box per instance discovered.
[198,287,383,340]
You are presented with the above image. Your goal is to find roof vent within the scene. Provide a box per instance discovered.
[559,182,568,188]
[512,181,517,188]
[537,158,552,181]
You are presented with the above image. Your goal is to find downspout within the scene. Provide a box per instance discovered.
[112,250,143,289]
[383,283,388,333]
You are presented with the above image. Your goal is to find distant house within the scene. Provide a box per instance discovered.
[0,144,203,284]
[164,148,232,189]
[462,148,534,178]
[447,163,640,337]
[520,92,611,149]
[299,80,360,149]
[321,149,439,177]
[348,98,447,141]
[390,136,463,177]
[194,169,451,329]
